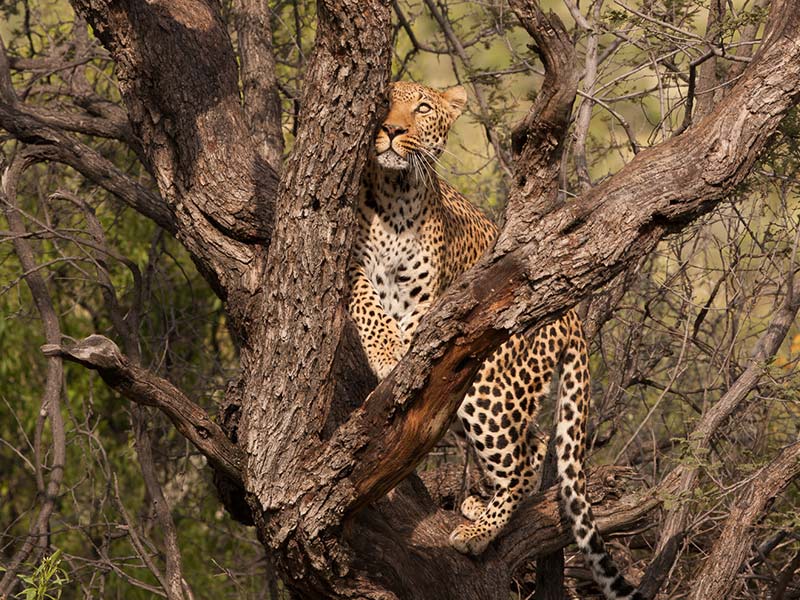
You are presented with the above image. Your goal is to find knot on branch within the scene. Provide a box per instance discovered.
[587,465,641,503]
[41,334,126,372]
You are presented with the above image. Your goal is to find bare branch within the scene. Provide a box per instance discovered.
[694,0,726,120]
[0,156,66,598]
[42,335,244,486]
[499,467,680,570]
[0,34,172,232]
[507,0,579,219]
[687,441,800,600]
[653,269,800,561]
[422,0,513,179]
[572,1,604,191]
[68,194,190,600]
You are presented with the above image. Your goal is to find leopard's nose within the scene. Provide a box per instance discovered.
[382,124,408,140]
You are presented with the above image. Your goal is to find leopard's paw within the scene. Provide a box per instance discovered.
[449,523,492,556]
[460,496,485,521]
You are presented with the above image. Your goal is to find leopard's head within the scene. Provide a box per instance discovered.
[375,81,467,171]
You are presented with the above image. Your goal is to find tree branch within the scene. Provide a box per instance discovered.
[686,441,800,600]
[498,467,680,570]
[240,0,393,549]
[0,37,174,234]
[654,270,800,561]
[68,0,277,302]
[341,466,670,600]
[233,0,284,171]
[41,335,245,486]
[0,156,66,598]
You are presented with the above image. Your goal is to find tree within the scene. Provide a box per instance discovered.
[1,0,799,598]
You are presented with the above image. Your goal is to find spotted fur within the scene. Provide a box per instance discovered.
[349,81,641,600]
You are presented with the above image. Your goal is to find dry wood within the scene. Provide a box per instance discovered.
[687,442,800,600]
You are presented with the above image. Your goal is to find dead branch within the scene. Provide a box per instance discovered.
[687,441,800,600]
[0,157,67,598]
[41,335,244,485]
[653,266,800,563]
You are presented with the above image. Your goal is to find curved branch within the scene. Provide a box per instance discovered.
[342,466,675,600]
[4,122,175,234]
[42,335,245,485]
[0,36,174,233]
[497,467,680,569]
[506,0,579,219]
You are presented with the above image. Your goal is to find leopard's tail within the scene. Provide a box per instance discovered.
[555,316,643,600]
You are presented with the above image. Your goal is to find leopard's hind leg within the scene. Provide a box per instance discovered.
[450,329,563,555]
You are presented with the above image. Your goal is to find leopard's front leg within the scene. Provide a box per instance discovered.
[348,265,404,379]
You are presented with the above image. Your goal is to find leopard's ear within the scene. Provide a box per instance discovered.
[442,86,467,117]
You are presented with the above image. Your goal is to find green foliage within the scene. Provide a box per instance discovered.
[0,551,69,600]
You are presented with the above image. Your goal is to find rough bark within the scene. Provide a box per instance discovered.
[70,0,277,316]
[7,0,798,598]
[687,442,800,600]
[232,0,284,171]
[235,0,395,591]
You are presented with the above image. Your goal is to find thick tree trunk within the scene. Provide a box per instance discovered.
[12,0,797,598]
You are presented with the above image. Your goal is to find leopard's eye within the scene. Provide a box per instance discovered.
[416,103,432,114]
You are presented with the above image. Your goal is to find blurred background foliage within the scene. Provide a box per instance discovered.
[0,0,798,598]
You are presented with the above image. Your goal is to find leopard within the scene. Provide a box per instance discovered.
[348,81,642,600]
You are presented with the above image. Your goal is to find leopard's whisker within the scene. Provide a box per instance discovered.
[417,146,448,170]
[419,154,435,190]
[416,147,451,181]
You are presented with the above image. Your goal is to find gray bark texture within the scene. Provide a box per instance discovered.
[8,0,800,597]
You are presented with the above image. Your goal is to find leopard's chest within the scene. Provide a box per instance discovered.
[360,211,440,329]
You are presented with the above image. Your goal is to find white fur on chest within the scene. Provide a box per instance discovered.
[362,214,436,332]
